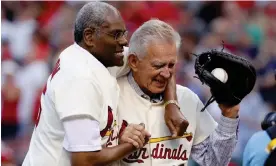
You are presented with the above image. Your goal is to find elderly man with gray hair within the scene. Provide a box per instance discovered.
[116,19,240,166]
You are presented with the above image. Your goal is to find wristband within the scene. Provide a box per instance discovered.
[164,100,180,109]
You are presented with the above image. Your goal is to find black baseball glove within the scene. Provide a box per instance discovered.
[194,49,257,111]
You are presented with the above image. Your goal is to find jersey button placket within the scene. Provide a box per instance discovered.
[148,103,153,166]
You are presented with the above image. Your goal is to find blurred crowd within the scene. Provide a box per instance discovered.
[1,1,276,166]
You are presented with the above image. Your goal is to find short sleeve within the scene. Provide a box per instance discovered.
[108,47,130,78]
[54,78,103,121]
[63,118,102,152]
[193,98,218,145]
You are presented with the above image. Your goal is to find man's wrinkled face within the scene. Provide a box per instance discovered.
[130,42,177,95]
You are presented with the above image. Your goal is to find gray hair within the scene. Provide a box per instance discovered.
[129,19,181,59]
[74,1,120,43]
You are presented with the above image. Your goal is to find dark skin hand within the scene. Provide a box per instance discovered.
[164,74,189,137]
[71,123,150,166]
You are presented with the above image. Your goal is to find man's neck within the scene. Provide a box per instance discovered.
[77,42,107,67]
[77,42,90,53]
[132,73,153,97]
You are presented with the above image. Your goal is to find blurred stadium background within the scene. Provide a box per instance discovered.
[1,1,275,166]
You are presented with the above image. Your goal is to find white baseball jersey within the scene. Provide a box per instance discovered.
[116,76,218,166]
[23,43,127,166]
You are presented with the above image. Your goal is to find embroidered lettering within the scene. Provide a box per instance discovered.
[123,143,188,163]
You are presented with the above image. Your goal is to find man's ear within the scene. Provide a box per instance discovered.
[83,28,96,47]
[128,54,139,72]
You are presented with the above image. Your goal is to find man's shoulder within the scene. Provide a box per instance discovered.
[117,75,128,83]
[59,44,78,57]
[117,75,129,90]
[176,84,195,94]
[244,130,270,164]
[176,85,200,103]
[249,130,270,144]
[245,130,270,153]
[57,44,109,81]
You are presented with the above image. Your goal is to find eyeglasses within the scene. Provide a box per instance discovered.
[97,29,128,41]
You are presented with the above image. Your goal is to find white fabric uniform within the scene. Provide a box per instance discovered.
[23,43,129,166]
[116,76,218,166]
